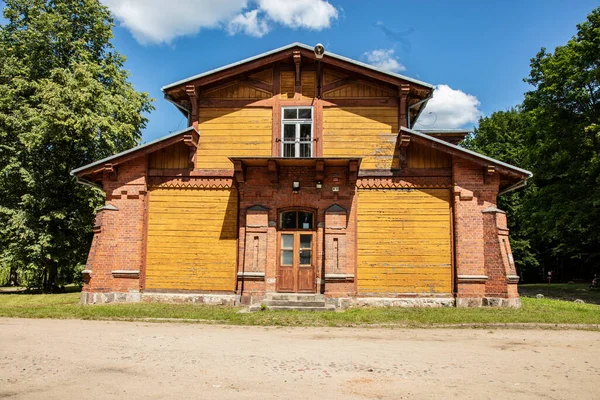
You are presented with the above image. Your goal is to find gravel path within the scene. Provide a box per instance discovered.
[0,318,598,399]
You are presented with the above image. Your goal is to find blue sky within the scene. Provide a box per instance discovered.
[2,0,598,142]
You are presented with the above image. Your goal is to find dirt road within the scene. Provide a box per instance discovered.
[0,318,598,399]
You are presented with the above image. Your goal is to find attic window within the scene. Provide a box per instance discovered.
[281,107,313,158]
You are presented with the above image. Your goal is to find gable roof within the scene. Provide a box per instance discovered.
[402,127,532,179]
[70,126,199,178]
[162,42,434,92]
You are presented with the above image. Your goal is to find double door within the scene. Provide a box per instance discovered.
[276,232,315,293]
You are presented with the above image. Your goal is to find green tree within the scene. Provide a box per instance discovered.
[463,109,541,281]
[522,7,600,279]
[0,0,153,290]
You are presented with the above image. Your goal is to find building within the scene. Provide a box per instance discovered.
[72,43,531,308]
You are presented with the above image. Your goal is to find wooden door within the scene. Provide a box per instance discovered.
[276,232,316,293]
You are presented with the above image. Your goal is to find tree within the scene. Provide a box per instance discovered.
[0,0,153,290]
[522,7,600,279]
[463,109,541,282]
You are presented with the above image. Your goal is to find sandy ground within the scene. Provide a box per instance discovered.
[0,318,598,399]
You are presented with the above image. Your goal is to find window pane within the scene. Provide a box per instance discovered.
[281,212,297,229]
[300,143,311,158]
[298,108,312,119]
[299,250,312,265]
[283,124,295,140]
[283,109,297,119]
[283,143,295,157]
[298,212,313,229]
[299,124,311,141]
[281,250,293,265]
[300,234,312,249]
[281,234,294,249]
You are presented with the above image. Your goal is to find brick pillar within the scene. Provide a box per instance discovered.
[80,158,147,304]
[453,160,503,307]
[238,205,269,304]
[323,204,354,302]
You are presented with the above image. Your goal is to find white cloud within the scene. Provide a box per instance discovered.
[228,10,270,37]
[101,0,338,44]
[363,49,405,73]
[257,0,338,30]
[417,84,482,129]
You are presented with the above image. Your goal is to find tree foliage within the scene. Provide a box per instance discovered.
[0,0,153,290]
[465,7,600,281]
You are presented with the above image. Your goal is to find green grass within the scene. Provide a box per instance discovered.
[519,283,600,304]
[0,292,598,327]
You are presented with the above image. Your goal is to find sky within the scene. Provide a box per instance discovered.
[1,0,598,142]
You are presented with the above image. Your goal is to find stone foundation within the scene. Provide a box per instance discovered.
[141,292,238,306]
[80,291,141,305]
[456,297,521,308]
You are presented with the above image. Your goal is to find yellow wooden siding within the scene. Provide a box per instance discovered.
[249,69,273,84]
[197,108,272,169]
[280,71,295,99]
[406,142,452,169]
[148,142,189,169]
[145,188,238,291]
[323,107,399,169]
[324,81,395,98]
[301,71,316,98]
[203,82,271,99]
[357,189,452,294]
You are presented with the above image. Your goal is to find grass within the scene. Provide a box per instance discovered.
[0,291,598,328]
[519,283,600,304]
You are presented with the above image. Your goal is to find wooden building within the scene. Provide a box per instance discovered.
[72,43,531,308]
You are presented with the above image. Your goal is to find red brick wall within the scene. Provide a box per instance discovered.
[82,157,147,294]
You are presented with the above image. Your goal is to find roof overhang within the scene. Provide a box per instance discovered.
[71,127,199,181]
[401,127,532,192]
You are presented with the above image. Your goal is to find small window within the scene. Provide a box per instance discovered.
[280,210,314,230]
[281,107,313,158]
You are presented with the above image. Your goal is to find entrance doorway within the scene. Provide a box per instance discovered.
[276,210,316,293]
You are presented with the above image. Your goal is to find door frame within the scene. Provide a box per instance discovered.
[276,208,317,293]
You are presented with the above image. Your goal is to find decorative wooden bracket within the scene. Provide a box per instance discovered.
[293,50,301,93]
[399,84,410,128]
[183,133,198,169]
[233,160,246,183]
[267,159,279,184]
[103,163,118,181]
[185,85,198,129]
[398,132,411,168]
[348,160,359,182]
[315,160,325,182]
[484,165,496,184]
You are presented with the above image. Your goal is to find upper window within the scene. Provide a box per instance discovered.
[281,107,313,158]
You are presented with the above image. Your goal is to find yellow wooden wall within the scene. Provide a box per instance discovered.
[357,188,452,294]
[145,188,238,291]
[407,142,452,169]
[148,142,189,169]
[197,108,272,169]
[323,107,399,169]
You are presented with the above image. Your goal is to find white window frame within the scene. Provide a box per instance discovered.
[281,106,314,158]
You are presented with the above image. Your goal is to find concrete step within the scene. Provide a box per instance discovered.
[263,300,326,307]
[265,294,325,302]
[248,304,336,312]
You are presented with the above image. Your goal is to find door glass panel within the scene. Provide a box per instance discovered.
[280,212,297,229]
[298,212,313,229]
[299,250,312,265]
[281,234,294,249]
[298,108,312,119]
[283,124,295,140]
[283,109,297,119]
[281,250,293,265]
[300,234,312,249]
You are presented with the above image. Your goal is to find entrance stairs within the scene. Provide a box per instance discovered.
[248,293,336,312]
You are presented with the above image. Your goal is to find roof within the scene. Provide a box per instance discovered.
[416,129,471,134]
[70,126,198,176]
[161,42,434,92]
[402,127,532,178]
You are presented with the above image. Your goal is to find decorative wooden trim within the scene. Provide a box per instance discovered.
[358,168,452,177]
[103,164,118,181]
[315,159,325,182]
[321,98,399,107]
[240,76,273,93]
[483,165,496,184]
[293,50,301,94]
[348,160,359,182]
[233,160,246,183]
[398,132,411,168]
[356,176,452,189]
[147,177,234,189]
[272,65,281,157]
[399,84,410,128]
[198,98,273,108]
[148,169,234,177]
[185,85,198,129]
[321,77,356,93]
